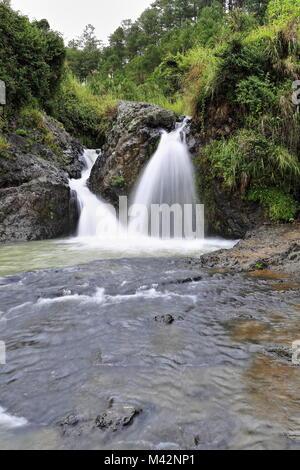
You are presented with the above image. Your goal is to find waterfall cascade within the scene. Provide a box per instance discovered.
[129,118,198,237]
[69,119,202,240]
[69,150,120,237]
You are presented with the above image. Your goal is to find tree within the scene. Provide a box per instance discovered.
[108,26,126,68]
[138,7,161,43]
[0,2,65,111]
[33,19,50,31]
[126,23,144,58]
[67,25,103,81]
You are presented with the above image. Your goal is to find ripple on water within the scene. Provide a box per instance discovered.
[1,259,300,449]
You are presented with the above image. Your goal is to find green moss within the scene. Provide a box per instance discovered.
[254,261,267,270]
[15,129,29,137]
[111,175,125,188]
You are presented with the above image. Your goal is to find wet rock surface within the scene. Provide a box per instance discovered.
[195,224,300,274]
[0,116,83,242]
[154,314,175,324]
[197,173,266,238]
[95,401,142,432]
[88,101,176,204]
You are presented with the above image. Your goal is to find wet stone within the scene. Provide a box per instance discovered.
[154,314,175,324]
[95,404,142,432]
[58,414,80,436]
[161,276,202,286]
[264,345,293,363]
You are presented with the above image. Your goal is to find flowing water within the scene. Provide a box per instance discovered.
[130,119,199,236]
[1,123,300,450]
[1,260,300,450]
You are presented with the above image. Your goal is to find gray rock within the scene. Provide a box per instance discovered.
[0,115,84,242]
[195,223,300,275]
[95,402,142,432]
[154,314,175,324]
[88,101,176,204]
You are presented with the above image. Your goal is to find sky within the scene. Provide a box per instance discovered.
[10,0,154,44]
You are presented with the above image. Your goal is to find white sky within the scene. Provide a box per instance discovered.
[11,0,153,44]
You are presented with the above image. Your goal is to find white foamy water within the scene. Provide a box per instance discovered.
[129,118,198,235]
[69,150,120,237]
[34,287,197,309]
[0,407,27,430]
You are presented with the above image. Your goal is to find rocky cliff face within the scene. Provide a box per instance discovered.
[88,101,177,204]
[0,115,84,242]
[195,164,266,239]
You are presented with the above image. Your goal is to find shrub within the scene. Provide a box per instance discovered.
[267,0,300,24]
[51,70,118,146]
[246,188,299,222]
[18,107,46,131]
[236,75,277,114]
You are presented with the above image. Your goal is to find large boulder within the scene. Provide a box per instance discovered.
[88,101,176,204]
[0,115,84,242]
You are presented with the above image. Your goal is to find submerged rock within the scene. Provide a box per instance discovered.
[0,115,84,242]
[95,402,142,432]
[88,101,176,204]
[154,314,175,324]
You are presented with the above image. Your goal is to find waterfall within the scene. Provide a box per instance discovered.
[129,118,198,237]
[70,119,202,240]
[69,150,120,237]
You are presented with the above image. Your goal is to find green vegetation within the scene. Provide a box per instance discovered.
[14,129,29,137]
[50,70,118,146]
[0,135,10,156]
[0,2,65,112]
[246,188,299,222]
[199,131,300,195]
[111,176,125,188]
[18,107,46,131]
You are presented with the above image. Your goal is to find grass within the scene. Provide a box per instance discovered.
[18,107,46,131]
[0,134,11,158]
